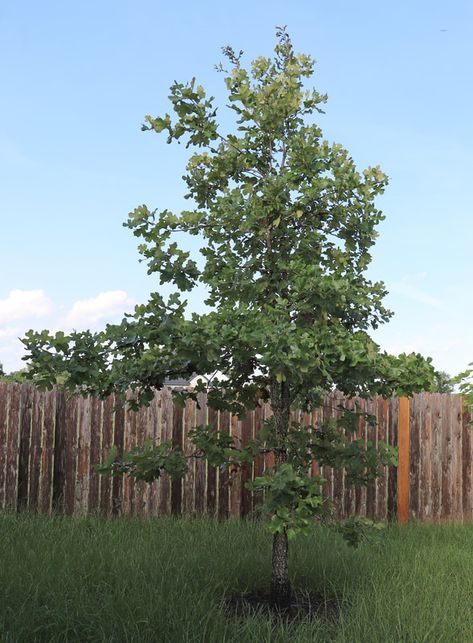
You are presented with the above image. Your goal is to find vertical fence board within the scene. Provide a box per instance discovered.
[191,394,205,515]
[134,405,149,517]
[322,394,333,506]
[440,395,453,521]
[240,411,253,517]
[0,383,8,508]
[158,390,173,516]
[409,395,421,520]
[27,386,42,510]
[171,402,184,516]
[264,403,275,472]
[6,385,21,510]
[100,396,114,516]
[111,395,125,515]
[462,407,472,522]
[452,396,463,522]
[64,395,78,515]
[365,396,377,520]
[229,414,242,518]
[354,398,366,516]
[146,396,160,516]
[182,397,195,515]
[300,408,312,483]
[123,396,137,516]
[342,398,355,517]
[332,392,345,518]
[75,397,91,515]
[252,404,264,514]
[217,410,230,520]
[88,397,102,514]
[397,397,410,524]
[206,406,218,517]
[420,395,432,521]
[17,385,33,510]
[52,389,66,512]
[387,397,398,521]
[375,397,388,520]
[430,394,442,520]
[39,389,55,514]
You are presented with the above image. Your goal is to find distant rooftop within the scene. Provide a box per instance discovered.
[164,377,193,387]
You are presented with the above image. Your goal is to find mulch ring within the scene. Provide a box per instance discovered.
[224,588,345,624]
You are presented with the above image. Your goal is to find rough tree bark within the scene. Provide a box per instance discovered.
[271,530,290,607]
[269,378,291,608]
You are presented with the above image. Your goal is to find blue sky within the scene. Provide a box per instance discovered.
[1,0,472,376]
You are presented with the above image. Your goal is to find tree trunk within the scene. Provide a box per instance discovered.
[271,530,291,608]
[269,378,292,608]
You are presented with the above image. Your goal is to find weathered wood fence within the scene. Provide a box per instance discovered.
[0,383,470,522]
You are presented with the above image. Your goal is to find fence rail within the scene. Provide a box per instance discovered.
[0,383,469,522]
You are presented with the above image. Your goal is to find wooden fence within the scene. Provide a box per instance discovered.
[0,383,470,522]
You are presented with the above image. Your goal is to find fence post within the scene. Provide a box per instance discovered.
[397,397,410,523]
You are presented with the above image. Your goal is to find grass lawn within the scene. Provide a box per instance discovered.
[1,513,473,642]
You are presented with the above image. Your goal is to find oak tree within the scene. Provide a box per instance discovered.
[23,28,434,607]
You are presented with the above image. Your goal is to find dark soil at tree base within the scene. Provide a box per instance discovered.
[224,588,344,624]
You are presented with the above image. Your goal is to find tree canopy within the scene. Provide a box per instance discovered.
[23,28,433,413]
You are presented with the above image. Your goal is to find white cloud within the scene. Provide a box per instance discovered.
[65,290,134,327]
[0,289,53,324]
[0,326,20,339]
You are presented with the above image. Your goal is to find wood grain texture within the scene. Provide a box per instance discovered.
[0,384,472,524]
[0,383,8,509]
[462,407,472,522]
[6,385,21,510]
[146,397,160,517]
[64,394,78,516]
[171,402,184,516]
[100,395,114,516]
[440,394,452,521]
[229,414,242,518]
[397,397,410,524]
[354,397,366,517]
[135,404,149,517]
[52,388,66,512]
[322,393,333,507]
[17,384,33,510]
[217,410,230,520]
[430,394,442,521]
[157,389,172,516]
[206,406,218,517]
[387,396,398,521]
[111,396,125,516]
[28,386,43,510]
[182,397,195,516]
[194,393,207,515]
[452,396,463,522]
[240,411,253,517]
[365,396,377,520]
[409,395,421,520]
[376,397,388,521]
[420,395,432,521]
[332,391,345,518]
[88,397,102,514]
[75,396,91,515]
[123,394,136,515]
[342,398,355,518]
[39,389,56,514]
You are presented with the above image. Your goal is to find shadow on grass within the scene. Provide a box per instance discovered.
[224,586,346,626]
